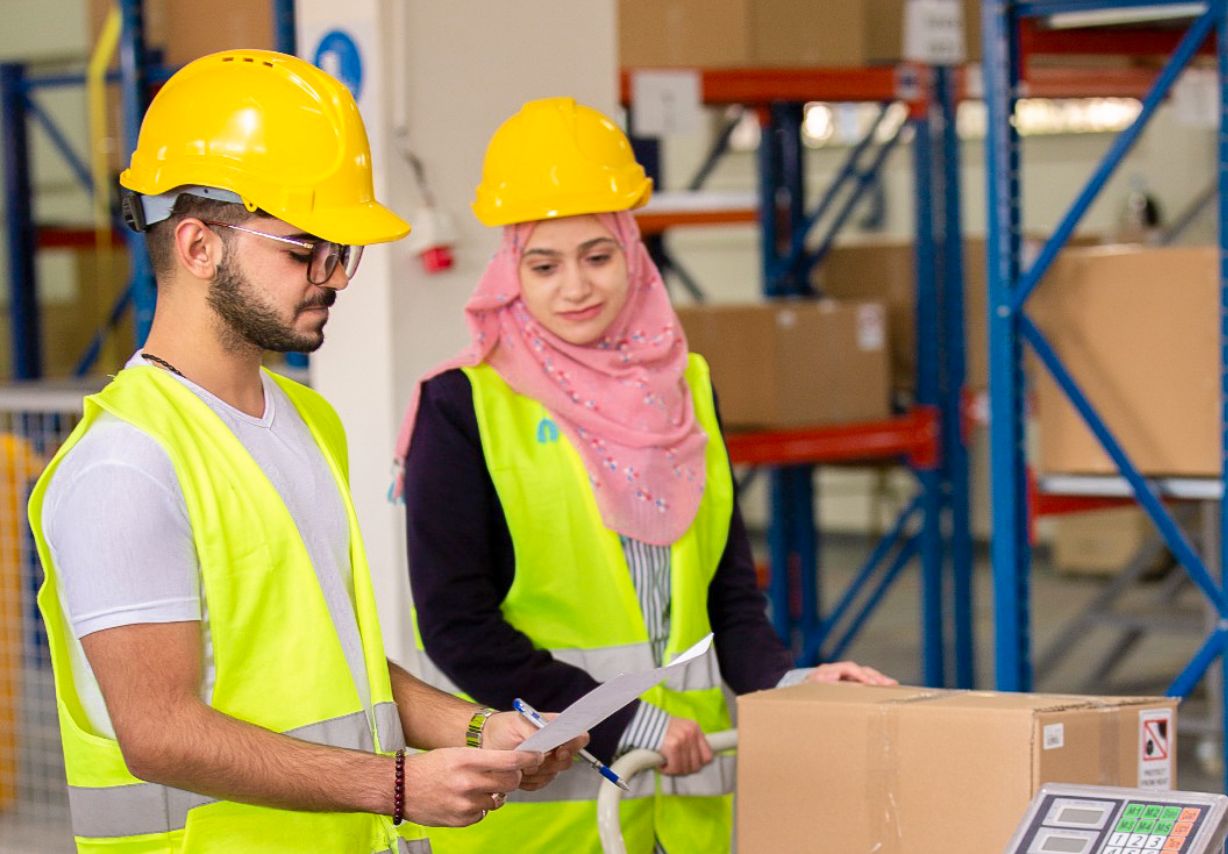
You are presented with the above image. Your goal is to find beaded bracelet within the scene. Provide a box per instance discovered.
[392,749,406,826]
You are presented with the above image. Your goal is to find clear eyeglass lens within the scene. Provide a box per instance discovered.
[308,243,363,284]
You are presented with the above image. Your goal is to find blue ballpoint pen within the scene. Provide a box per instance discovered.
[512,697,631,792]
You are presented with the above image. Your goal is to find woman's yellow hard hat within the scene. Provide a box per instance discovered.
[472,97,652,227]
[119,49,409,245]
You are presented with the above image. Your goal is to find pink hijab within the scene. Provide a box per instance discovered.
[392,210,708,546]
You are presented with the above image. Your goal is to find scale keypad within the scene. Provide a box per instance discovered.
[1022,797,1210,853]
[1106,802,1201,853]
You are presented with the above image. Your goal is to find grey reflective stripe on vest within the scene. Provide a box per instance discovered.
[375,701,407,751]
[68,708,382,839]
[397,838,432,853]
[509,753,735,804]
[67,784,214,839]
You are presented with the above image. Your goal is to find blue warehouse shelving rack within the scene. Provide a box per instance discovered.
[623,63,976,688]
[1,0,297,380]
[982,0,1228,785]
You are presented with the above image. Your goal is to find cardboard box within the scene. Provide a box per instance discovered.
[619,0,980,69]
[738,683,1178,854]
[817,237,988,392]
[1031,245,1218,477]
[87,0,275,170]
[88,0,274,66]
[1050,507,1162,577]
[0,248,132,379]
[817,235,1105,393]
[676,300,891,430]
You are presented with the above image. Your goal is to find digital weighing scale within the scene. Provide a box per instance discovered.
[1005,784,1228,854]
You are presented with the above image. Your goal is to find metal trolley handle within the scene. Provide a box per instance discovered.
[595,729,738,854]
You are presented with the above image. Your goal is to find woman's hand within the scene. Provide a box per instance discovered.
[481,710,589,791]
[658,716,713,776]
[806,660,897,686]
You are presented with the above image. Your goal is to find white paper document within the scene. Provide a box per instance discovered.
[516,633,714,752]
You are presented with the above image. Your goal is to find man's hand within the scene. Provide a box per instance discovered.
[658,716,712,776]
[402,747,541,826]
[806,661,897,686]
[482,711,590,791]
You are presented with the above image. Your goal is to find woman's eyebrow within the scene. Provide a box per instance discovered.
[522,237,618,258]
[579,237,618,251]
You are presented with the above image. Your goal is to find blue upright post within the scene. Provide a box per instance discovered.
[274,0,297,54]
[775,102,821,658]
[758,108,792,646]
[1,64,41,380]
[912,95,946,688]
[119,0,156,346]
[936,65,975,688]
[1,63,41,381]
[767,467,794,647]
[1216,1,1228,795]
[984,0,1032,692]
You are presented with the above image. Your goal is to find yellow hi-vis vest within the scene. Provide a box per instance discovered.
[414,354,735,854]
[28,366,430,854]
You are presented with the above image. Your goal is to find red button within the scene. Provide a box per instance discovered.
[1180,808,1201,822]
[1173,820,1194,837]
[1165,836,1184,850]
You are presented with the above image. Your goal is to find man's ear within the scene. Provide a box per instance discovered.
[173,218,223,281]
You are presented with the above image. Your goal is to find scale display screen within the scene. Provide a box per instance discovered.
[1005,784,1228,854]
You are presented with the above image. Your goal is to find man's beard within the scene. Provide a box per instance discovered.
[207,259,336,353]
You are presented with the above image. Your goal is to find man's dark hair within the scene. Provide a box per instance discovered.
[144,194,265,281]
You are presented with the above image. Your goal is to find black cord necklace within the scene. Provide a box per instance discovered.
[142,352,186,378]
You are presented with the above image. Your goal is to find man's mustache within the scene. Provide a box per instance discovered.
[298,290,338,312]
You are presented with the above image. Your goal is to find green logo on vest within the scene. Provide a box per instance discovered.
[536,418,560,444]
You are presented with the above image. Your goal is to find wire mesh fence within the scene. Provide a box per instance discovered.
[0,381,97,853]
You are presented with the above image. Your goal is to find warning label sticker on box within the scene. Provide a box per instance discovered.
[1043,723,1064,751]
[1138,708,1173,790]
[856,305,885,351]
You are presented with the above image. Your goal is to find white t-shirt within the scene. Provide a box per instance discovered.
[41,353,370,737]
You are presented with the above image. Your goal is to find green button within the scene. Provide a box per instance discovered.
[1137,818,1157,833]
[1156,820,1175,834]
[1124,804,1144,818]
[1143,805,1164,820]
[1116,818,1138,833]
[1162,806,1182,821]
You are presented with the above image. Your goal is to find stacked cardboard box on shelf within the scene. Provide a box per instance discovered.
[618,0,981,68]
[0,248,132,380]
[675,300,891,431]
[1049,507,1162,578]
[1030,245,1218,478]
[87,0,275,170]
[815,237,990,392]
[815,234,1105,394]
[738,683,1178,854]
[87,0,274,67]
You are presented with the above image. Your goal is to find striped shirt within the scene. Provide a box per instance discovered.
[614,536,811,758]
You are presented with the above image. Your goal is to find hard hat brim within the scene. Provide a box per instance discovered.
[295,200,412,246]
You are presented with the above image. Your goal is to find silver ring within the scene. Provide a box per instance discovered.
[491,792,507,810]
[479,809,487,821]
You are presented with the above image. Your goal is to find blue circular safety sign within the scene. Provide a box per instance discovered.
[312,30,364,100]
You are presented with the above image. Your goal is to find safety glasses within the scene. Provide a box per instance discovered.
[202,221,363,285]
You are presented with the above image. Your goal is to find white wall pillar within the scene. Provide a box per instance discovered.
[296,0,618,664]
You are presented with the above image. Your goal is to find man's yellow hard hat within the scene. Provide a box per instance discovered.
[119,49,409,245]
[472,97,652,227]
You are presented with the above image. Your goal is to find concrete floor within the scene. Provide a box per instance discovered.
[1,535,1223,852]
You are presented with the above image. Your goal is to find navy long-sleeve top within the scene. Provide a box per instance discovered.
[403,368,793,763]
